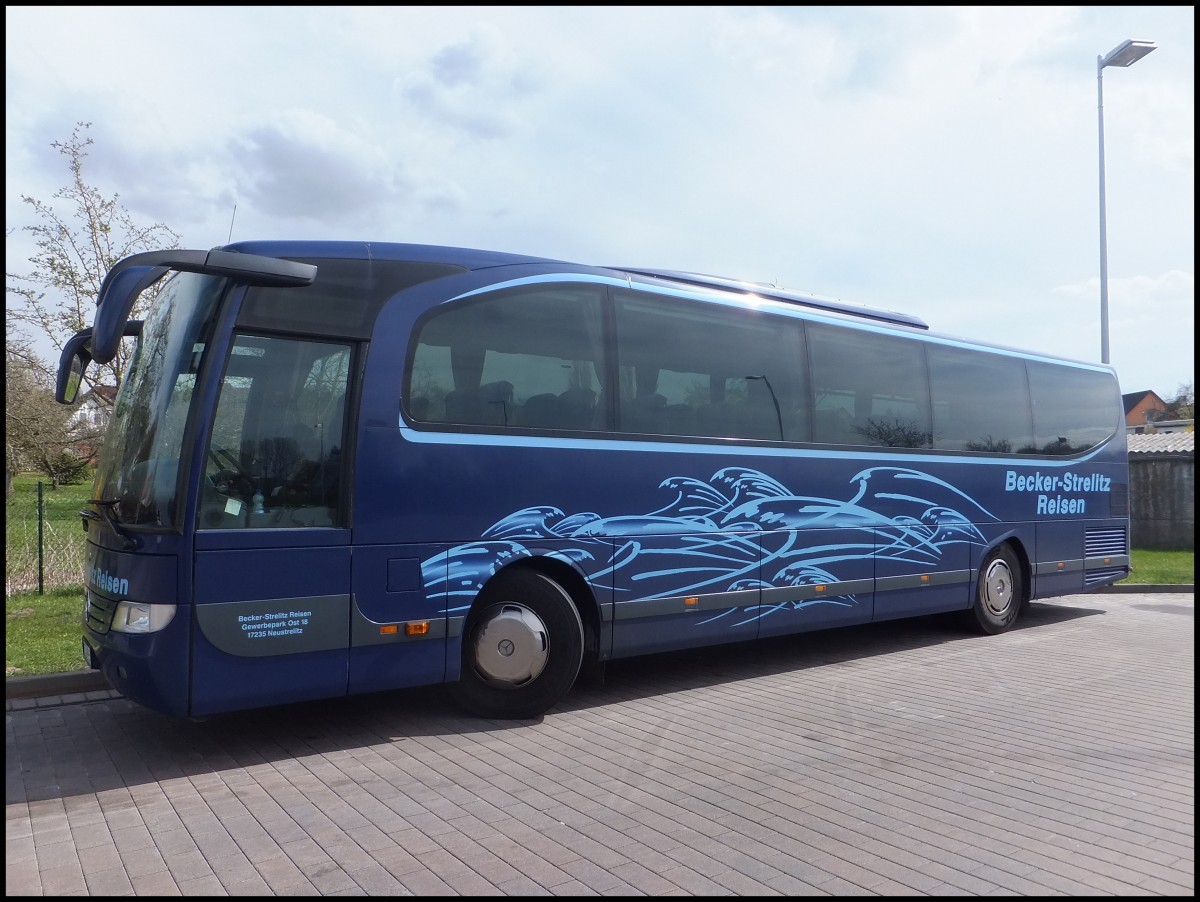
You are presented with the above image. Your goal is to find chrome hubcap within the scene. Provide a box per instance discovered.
[470,603,549,687]
[982,559,1014,617]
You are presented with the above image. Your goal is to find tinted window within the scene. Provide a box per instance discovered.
[408,285,607,430]
[200,335,351,529]
[613,290,807,441]
[809,323,931,448]
[1028,362,1120,455]
[406,279,1120,458]
[241,259,463,339]
[928,345,1033,453]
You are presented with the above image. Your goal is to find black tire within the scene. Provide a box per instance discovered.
[449,570,584,719]
[966,544,1024,635]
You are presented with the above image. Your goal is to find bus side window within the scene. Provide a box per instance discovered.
[929,345,1033,453]
[1028,362,1118,455]
[810,324,931,449]
[407,285,607,432]
[613,289,805,441]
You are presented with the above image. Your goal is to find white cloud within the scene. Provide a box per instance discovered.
[5,5,1193,396]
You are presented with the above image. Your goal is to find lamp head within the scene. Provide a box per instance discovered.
[1101,40,1157,69]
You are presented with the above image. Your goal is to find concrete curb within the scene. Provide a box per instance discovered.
[5,586,1192,703]
[1095,583,1195,594]
[6,669,112,699]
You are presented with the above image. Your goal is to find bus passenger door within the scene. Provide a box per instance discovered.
[190,332,356,716]
[192,538,352,716]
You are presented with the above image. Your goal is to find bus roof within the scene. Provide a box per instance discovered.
[68,239,1116,392]
[221,241,928,330]
[222,240,562,269]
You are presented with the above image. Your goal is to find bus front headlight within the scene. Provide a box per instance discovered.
[110,602,176,633]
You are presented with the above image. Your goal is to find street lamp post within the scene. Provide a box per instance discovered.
[1097,39,1156,365]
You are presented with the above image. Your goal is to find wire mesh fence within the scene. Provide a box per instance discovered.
[6,484,89,597]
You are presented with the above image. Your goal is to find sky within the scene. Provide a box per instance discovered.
[5,5,1194,401]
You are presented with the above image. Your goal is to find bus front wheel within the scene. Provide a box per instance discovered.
[450,570,584,719]
[967,544,1023,635]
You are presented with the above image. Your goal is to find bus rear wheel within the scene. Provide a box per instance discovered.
[449,570,584,719]
[966,544,1023,635]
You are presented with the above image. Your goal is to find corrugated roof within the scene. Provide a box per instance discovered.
[1127,432,1194,455]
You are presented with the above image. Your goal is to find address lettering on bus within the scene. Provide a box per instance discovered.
[194,596,350,657]
[237,610,312,639]
[1004,470,1112,516]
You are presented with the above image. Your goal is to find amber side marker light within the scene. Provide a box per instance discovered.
[685,596,699,607]
[379,624,398,635]
[405,621,430,636]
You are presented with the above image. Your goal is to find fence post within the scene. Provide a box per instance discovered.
[37,480,45,595]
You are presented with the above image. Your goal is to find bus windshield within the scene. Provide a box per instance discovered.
[92,271,226,529]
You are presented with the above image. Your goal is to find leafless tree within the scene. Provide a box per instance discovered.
[6,121,180,412]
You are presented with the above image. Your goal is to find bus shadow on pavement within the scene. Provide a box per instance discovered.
[561,597,1104,713]
[8,599,1109,808]
[197,597,1106,736]
[1129,600,1194,616]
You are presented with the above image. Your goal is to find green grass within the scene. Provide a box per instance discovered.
[6,586,88,676]
[6,474,94,676]
[1120,548,1195,585]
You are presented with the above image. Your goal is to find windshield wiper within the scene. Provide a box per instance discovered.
[86,498,138,550]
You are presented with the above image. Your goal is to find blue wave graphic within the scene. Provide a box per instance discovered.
[423,466,995,620]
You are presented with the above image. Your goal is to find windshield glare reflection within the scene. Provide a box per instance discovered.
[92,272,225,529]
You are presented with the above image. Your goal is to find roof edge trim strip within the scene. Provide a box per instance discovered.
[618,268,929,330]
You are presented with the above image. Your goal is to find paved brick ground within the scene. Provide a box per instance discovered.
[6,592,1194,896]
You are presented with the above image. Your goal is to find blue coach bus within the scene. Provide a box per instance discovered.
[57,242,1130,719]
